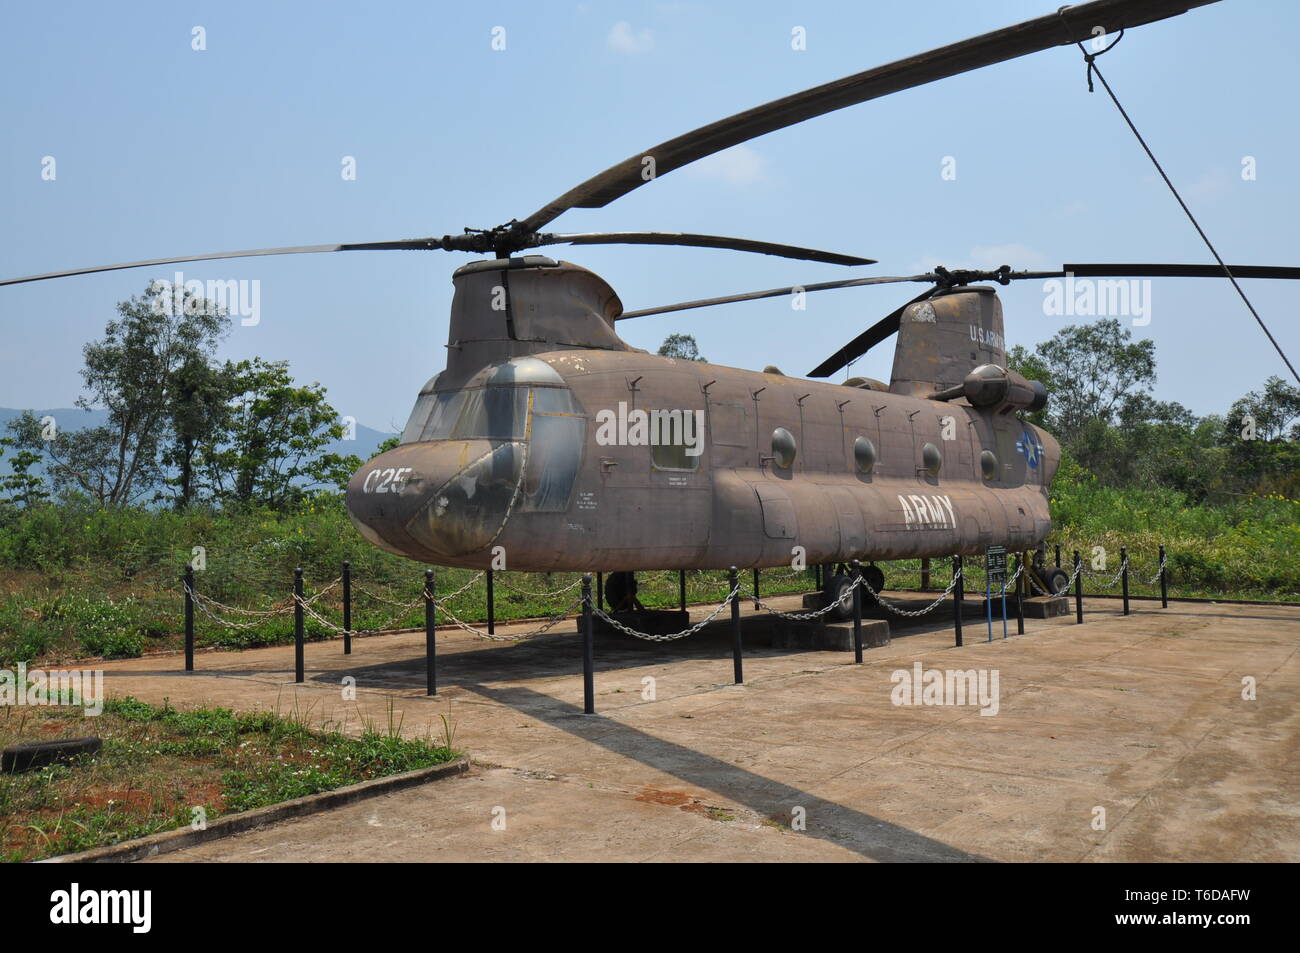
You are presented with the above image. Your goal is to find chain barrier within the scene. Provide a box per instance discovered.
[1083,556,1130,589]
[187,588,290,631]
[752,576,860,622]
[748,569,868,621]
[180,549,1173,643]
[592,584,741,641]
[859,567,965,619]
[183,579,340,631]
[295,591,424,637]
[492,574,584,599]
[351,584,419,608]
[435,594,583,642]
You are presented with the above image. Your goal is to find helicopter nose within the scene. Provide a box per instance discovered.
[346,440,524,562]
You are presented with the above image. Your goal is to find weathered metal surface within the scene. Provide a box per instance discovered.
[347,258,1061,571]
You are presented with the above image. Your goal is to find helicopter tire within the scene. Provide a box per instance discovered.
[826,574,855,622]
[861,564,885,598]
[1044,567,1070,595]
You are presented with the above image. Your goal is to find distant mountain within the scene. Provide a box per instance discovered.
[0,407,395,479]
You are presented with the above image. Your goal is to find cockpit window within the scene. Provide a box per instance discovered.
[400,375,440,444]
[416,386,528,441]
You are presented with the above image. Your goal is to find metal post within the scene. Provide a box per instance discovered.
[596,572,603,613]
[985,564,992,643]
[729,566,743,684]
[851,560,864,664]
[486,568,495,635]
[678,569,687,610]
[342,560,352,655]
[1073,550,1083,625]
[1055,544,1061,569]
[752,567,760,604]
[1014,554,1024,635]
[920,557,931,591]
[581,575,594,714]
[1159,544,1168,609]
[1001,572,1008,640]
[1121,546,1130,616]
[294,567,304,683]
[815,564,822,590]
[183,564,195,672]
[425,569,436,696]
[953,555,964,648]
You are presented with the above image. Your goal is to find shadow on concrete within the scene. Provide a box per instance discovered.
[465,680,990,863]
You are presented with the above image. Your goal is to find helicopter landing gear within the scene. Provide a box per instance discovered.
[1043,567,1070,595]
[824,572,855,622]
[1031,546,1070,595]
[861,563,885,597]
[604,571,645,613]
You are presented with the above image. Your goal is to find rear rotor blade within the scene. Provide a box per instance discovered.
[0,238,451,287]
[808,288,941,378]
[617,274,929,320]
[519,0,1219,231]
[537,232,874,266]
[1059,263,1300,280]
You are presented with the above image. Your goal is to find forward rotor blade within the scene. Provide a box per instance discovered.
[537,232,874,266]
[808,288,941,378]
[0,238,449,287]
[617,274,929,320]
[519,0,1219,232]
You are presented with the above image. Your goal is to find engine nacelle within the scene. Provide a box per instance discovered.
[933,363,1047,413]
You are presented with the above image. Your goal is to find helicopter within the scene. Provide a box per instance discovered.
[4,0,1295,608]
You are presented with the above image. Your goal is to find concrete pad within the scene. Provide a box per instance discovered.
[79,593,1300,862]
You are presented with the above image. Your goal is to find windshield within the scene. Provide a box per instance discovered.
[403,384,581,443]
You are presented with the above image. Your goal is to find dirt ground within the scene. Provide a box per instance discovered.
[67,591,1300,862]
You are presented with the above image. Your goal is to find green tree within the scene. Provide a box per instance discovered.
[1030,319,1158,479]
[1035,319,1156,447]
[658,333,707,362]
[1221,376,1300,496]
[159,355,238,508]
[8,284,228,506]
[200,358,359,507]
[371,435,399,458]
[0,435,49,508]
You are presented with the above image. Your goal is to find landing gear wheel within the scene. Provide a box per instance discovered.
[825,574,855,621]
[1044,567,1070,595]
[861,564,885,596]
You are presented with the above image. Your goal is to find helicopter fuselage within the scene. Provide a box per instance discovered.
[346,258,1059,572]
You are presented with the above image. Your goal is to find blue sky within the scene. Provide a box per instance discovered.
[1,0,1296,432]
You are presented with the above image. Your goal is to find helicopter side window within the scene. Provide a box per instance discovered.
[651,441,700,471]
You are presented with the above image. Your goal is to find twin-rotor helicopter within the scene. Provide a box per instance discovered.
[5,0,1294,607]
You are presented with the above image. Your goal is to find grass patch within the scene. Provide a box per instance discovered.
[0,483,1296,667]
[0,696,458,862]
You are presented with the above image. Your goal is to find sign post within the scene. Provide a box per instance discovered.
[986,546,1007,641]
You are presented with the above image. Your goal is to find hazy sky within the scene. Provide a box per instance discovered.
[2,0,1296,431]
